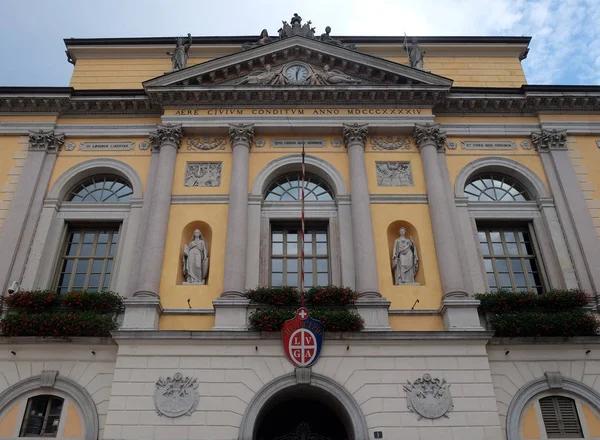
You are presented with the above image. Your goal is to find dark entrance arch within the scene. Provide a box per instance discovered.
[255,392,349,440]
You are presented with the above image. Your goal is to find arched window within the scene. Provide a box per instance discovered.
[465,174,530,202]
[265,173,333,201]
[539,396,583,438]
[68,175,133,202]
[20,395,64,437]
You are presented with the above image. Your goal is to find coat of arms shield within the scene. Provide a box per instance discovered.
[282,307,324,367]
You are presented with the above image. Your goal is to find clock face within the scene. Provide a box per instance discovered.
[284,65,309,82]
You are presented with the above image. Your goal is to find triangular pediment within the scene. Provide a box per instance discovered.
[143,36,453,89]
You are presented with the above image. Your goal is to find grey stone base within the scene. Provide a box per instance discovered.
[212,298,250,331]
[440,298,483,331]
[121,298,163,330]
[355,298,392,331]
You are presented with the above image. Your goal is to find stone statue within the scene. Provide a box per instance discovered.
[404,36,425,70]
[183,229,209,284]
[242,29,271,50]
[237,65,284,85]
[167,33,192,71]
[392,227,419,284]
[315,65,361,84]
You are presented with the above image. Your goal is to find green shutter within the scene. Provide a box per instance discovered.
[540,396,583,438]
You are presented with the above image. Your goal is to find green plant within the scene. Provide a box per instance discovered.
[475,289,589,313]
[248,308,295,332]
[305,286,357,305]
[245,286,299,306]
[3,291,61,312]
[248,307,364,332]
[489,311,599,338]
[1,312,117,338]
[62,291,123,312]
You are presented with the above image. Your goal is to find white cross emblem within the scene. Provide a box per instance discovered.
[298,308,308,319]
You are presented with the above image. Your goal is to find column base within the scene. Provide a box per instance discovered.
[440,298,483,331]
[213,298,250,331]
[121,298,162,330]
[355,298,391,331]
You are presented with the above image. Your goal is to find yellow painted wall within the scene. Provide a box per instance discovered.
[521,402,541,439]
[389,315,444,331]
[425,57,526,87]
[0,136,28,231]
[582,402,600,437]
[0,402,20,438]
[160,315,215,330]
[566,136,600,240]
[62,403,83,438]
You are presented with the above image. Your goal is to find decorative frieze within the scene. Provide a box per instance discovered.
[342,123,368,147]
[370,136,411,151]
[460,140,516,150]
[186,136,227,151]
[376,162,414,187]
[184,162,222,187]
[403,373,453,419]
[28,130,65,152]
[154,372,199,417]
[149,123,184,150]
[413,123,446,151]
[531,129,568,151]
[270,139,326,148]
[229,124,254,144]
[79,141,135,151]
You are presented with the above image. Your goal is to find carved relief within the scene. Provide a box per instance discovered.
[139,141,150,150]
[531,129,568,151]
[403,373,453,420]
[520,140,532,150]
[331,138,342,148]
[63,142,76,151]
[376,162,413,187]
[236,63,361,86]
[392,227,419,284]
[370,136,411,151]
[184,162,222,187]
[149,124,184,149]
[186,136,227,151]
[412,123,446,151]
[446,141,457,150]
[183,229,209,284]
[154,372,199,417]
[28,130,65,152]
[254,138,266,148]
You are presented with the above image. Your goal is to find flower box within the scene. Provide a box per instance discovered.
[249,307,364,332]
[490,311,599,338]
[1,311,117,338]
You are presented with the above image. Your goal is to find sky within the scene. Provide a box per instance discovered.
[0,0,598,87]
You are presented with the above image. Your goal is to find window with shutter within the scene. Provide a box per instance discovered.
[539,396,583,438]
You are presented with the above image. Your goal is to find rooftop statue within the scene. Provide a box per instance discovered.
[404,36,425,70]
[242,29,271,50]
[167,33,192,71]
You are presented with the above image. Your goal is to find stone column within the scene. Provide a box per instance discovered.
[413,123,481,330]
[533,129,600,300]
[123,124,182,330]
[343,124,390,330]
[213,124,254,330]
[0,130,63,294]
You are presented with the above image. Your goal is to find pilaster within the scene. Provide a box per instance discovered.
[413,123,482,331]
[213,124,254,330]
[0,130,63,295]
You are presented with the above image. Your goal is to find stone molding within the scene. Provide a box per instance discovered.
[506,376,600,440]
[531,128,568,151]
[238,372,369,440]
[171,194,229,204]
[545,371,563,389]
[369,194,428,204]
[342,123,368,147]
[413,123,447,151]
[28,129,65,152]
[228,123,255,145]
[0,373,99,440]
[149,123,183,150]
[40,370,58,388]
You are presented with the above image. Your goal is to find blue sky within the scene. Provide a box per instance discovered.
[0,0,597,87]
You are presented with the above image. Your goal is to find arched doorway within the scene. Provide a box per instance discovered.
[239,373,368,440]
[255,388,349,440]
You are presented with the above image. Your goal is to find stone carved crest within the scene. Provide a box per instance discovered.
[376,162,414,187]
[185,162,222,187]
[531,129,568,151]
[403,373,453,420]
[154,372,199,417]
[370,136,411,151]
[186,136,227,151]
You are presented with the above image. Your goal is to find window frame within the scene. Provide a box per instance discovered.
[538,395,584,438]
[19,395,65,438]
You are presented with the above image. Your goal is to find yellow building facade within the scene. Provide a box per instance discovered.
[0,14,600,440]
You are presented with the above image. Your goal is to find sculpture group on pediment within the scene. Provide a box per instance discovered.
[183,229,209,284]
[236,63,360,86]
[392,227,419,285]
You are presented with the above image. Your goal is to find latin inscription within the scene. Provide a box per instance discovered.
[172,108,424,116]
[460,141,517,150]
[79,142,135,151]
[270,139,326,148]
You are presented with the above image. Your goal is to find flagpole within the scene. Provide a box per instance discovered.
[300,140,306,307]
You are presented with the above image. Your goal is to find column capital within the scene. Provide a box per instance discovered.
[28,130,65,153]
[531,128,567,152]
[229,124,254,145]
[342,123,368,147]
[413,123,446,151]
[149,123,184,150]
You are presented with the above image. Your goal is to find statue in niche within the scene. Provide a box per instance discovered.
[167,33,192,71]
[183,229,209,284]
[404,36,425,70]
[392,227,419,284]
[315,65,361,84]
